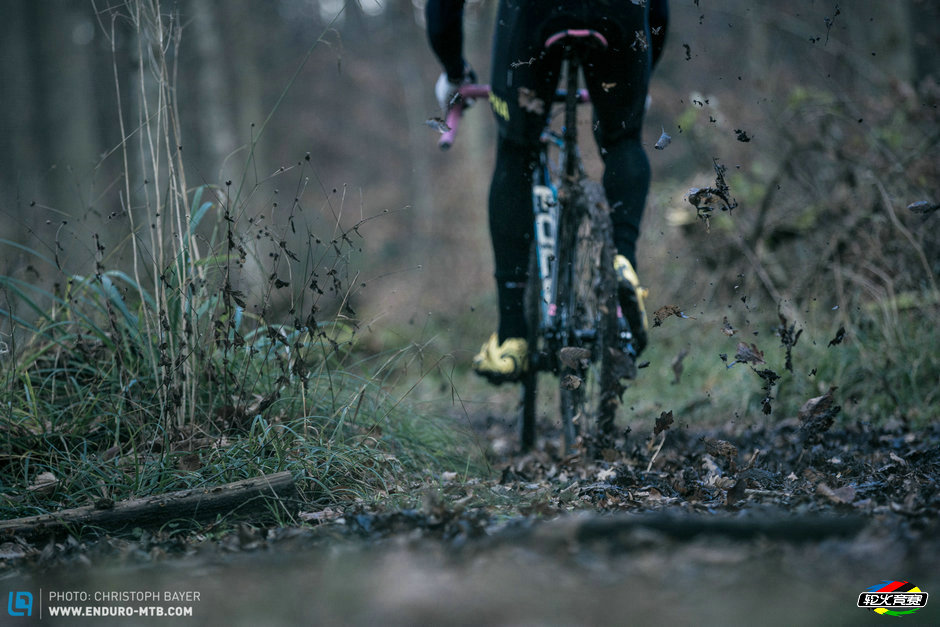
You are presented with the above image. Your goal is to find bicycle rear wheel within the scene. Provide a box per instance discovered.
[555,179,623,452]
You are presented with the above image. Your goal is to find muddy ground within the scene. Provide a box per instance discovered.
[3,419,938,626]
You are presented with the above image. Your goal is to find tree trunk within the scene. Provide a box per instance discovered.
[909,0,940,82]
[191,0,238,181]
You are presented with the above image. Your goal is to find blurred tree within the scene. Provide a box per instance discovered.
[0,0,932,327]
[0,0,38,258]
[191,0,238,181]
[909,0,940,81]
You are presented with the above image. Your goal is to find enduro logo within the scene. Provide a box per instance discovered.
[858,581,928,617]
[7,591,33,617]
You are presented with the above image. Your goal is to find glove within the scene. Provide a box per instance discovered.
[435,64,477,114]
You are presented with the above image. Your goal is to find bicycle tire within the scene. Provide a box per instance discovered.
[519,243,540,451]
[555,178,622,452]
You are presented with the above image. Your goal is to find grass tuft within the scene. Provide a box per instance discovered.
[0,0,483,524]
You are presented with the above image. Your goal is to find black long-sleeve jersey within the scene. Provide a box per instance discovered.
[426,0,670,81]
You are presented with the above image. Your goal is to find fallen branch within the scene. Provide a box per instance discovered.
[1,471,298,541]
[646,432,667,473]
[486,512,867,549]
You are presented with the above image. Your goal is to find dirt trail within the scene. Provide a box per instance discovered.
[4,422,938,625]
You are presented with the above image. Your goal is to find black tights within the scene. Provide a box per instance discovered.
[485,0,659,342]
[489,132,649,342]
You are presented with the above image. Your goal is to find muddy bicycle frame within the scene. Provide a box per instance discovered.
[441,29,635,453]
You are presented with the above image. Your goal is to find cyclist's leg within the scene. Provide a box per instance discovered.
[488,138,538,342]
[600,133,650,271]
[579,4,652,270]
[579,3,652,352]
[487,0,561,343]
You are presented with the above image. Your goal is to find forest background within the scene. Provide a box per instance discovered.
[0,0,937,486]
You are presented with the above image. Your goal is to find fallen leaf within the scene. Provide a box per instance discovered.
[687,159,738,230]
[561,374,582,390]
[654,410,674,435]
[734,342,765,365]
[0,544,27,560]
[703,438,738,461]
[714,476,736,490]
[652,305,692,327]
[559,346,591,370]
[177,453,202,472]
[654,128,672,150]
[907,200,939,215]
[799,387,841,443]
[754,368,781,415]
[726,479,748,506]
[28,472,59,495]
[721,316,736,336]
[817,482,856,504]
[775,313,802,372]
[299,508,344,523]
[631,30,648,52]
[800,389,837,421]
[596,467,617,482]
[828,326,846,347]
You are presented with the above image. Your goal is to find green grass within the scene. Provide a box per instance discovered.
[618,298,939,432]
[364,281,939,447]
[0,0,487,526]
[0,288,487,522]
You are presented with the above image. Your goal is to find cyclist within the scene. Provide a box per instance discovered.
[427,0,669,383]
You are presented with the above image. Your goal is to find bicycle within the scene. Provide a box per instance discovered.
[439,29,639,455]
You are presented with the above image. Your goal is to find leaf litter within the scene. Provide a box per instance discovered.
[4,299,938,623]
[652,304,693,326]
[5,413,938,627]
[687,158,738,231]
[654,127,672,150]
[907,200,939,215]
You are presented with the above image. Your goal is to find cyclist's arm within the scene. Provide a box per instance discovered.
[650,0,669,68]
[426,0,466,81]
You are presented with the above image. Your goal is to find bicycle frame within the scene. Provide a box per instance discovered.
[440,29,632,453]
[440,84,589,342]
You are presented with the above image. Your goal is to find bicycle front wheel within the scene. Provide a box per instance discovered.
[555,179,624,452]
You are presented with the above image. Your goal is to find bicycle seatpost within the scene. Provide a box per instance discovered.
[543,30,608,178]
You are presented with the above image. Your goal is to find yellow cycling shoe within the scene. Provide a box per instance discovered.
[472,333,528,384]
[614,255,649,355]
